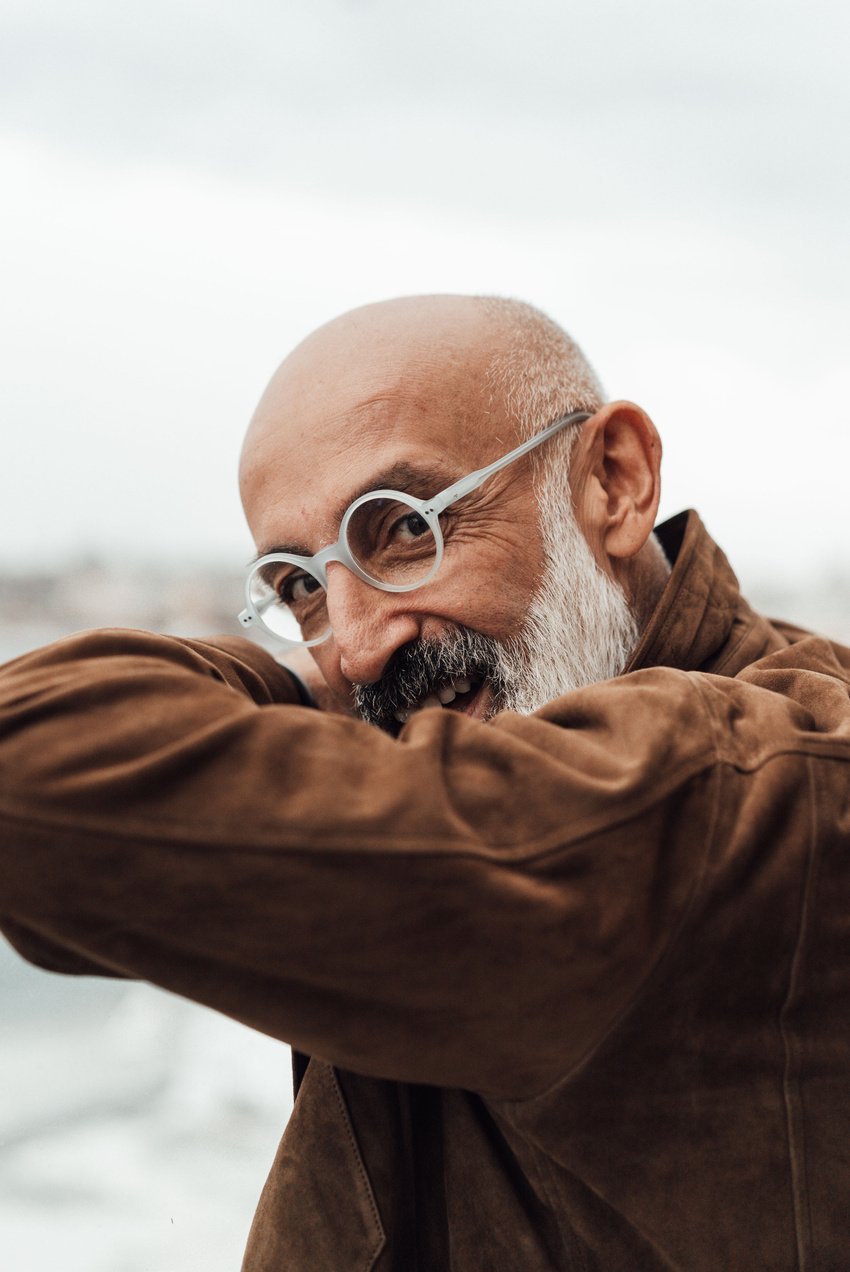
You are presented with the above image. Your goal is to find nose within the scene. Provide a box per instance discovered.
[324,562,423,686]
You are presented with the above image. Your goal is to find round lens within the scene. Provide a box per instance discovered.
[247,559,330,646]
[346,496,438,586]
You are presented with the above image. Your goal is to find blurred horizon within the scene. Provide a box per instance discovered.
[2,528,849,665]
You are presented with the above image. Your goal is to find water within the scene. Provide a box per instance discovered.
[0,937,294,1272]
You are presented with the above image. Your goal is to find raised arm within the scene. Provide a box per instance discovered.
[0,628,719,1099]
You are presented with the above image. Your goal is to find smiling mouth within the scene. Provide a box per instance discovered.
[392,677,488,728]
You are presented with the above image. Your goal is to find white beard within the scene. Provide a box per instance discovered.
[351,489,642,732]
[491,490,641,715]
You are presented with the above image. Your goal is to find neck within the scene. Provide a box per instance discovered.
[626,533,673,632]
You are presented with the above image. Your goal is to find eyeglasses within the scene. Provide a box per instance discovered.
[238,409,591,648]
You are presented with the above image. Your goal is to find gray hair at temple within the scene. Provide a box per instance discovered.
[479,295,606,488]
[463,297,643,710]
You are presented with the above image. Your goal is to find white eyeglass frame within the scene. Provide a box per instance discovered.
[238,409,592,647]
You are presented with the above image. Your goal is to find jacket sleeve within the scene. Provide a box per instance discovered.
[0,632,302,980]
[0,628,721,1099]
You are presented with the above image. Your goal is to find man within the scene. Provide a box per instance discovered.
[1,294,848,1270]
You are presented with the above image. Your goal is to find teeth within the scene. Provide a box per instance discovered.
[393,678,478,726]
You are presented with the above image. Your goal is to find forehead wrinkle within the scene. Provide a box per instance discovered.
[325,457,455,540]
[253,457,458,563]
[340,459,455,511]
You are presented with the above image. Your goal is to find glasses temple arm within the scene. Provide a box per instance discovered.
[427,411,591,515]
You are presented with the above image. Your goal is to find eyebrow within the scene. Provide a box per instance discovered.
[250,459,453,564]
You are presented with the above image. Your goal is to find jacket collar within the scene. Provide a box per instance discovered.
[626,510,774,677]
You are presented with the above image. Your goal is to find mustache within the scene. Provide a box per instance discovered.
[352,627,504,733]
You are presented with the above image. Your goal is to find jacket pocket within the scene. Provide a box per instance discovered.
[242,1059,386,1272]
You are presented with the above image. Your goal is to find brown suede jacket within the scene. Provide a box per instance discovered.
[1,510,849,1271]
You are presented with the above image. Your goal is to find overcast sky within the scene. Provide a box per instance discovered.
[1,0,848,590]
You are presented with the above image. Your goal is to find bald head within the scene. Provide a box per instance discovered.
[240,295,604,505]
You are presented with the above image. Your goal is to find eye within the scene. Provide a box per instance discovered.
[280,572,322,605]
[392,511,430,541]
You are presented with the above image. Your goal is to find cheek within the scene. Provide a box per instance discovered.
[422,560,538,638]
[442,521,543,619]
[312,642,340,680]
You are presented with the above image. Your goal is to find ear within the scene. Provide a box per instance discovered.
[570,400,662,566]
